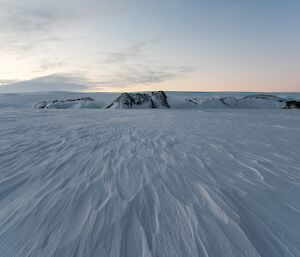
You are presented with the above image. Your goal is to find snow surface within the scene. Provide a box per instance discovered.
[0,92,300,257]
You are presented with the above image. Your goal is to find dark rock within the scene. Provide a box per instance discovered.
[151,91,170,108]
[286,101,300,109]
[185,99,199,105]
[106,93,153,109]
[106,91,170,109]
[220,97,238,107]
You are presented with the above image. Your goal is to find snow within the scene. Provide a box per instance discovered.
[0,92,300,257]
[1,91,299,110]
[168,93,299,109]
[0,92,119,110]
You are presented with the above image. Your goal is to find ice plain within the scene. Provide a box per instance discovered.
[0,92,300,257]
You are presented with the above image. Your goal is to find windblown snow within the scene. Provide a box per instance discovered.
[0,92,300,257]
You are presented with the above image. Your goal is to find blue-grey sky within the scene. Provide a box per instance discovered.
[0,0,300,92]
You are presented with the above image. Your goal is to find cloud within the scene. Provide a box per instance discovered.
[0,0,126,41]
[0,2,60,33]
[0,79,18,84]
[0,1,67,56]
[35,59,70,72]
[0,1,195,92]
[107,65,194,85]
[0,63,194,92]
[0,0,130,59]
[95,39,194,89]
[99,38,161,64]
[0,74,92,93]
[86,64,194,90]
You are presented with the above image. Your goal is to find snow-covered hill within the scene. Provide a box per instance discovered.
[35,97,99,109]
[0,92,119,109]
[186,95,288,109]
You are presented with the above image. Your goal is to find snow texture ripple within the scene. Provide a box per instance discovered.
[0,109,300,257]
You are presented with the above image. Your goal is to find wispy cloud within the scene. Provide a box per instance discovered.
[0,1,66,57]
[0,74,91,92]
[104,65,194,86]
[0,0,195,92]
[35,59,70,72]
[0,2,60,33]
[0,79,18,84]
[94,39,194,89]
[0,63,194,92]
[99,38,161,64]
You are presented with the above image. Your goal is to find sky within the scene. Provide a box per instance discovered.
[0,0,300,92]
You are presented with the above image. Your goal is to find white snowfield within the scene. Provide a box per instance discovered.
[0,92,300,257]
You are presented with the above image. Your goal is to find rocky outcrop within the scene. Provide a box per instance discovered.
[286,101,300,109]
[106,93,153,109]
[106,91,170,109]
[220,97,239,107]
[35,97,95,109]
[185,94,297,109]
[151,91,170,108]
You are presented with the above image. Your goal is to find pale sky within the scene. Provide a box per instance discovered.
[0,0,300,92]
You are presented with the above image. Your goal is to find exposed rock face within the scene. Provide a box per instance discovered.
[286,101,300,109]
[106,91,170,109]
[220,97,239,107]
[35,97,95,109]
[106,93,153,109]
[151,91,170,108]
